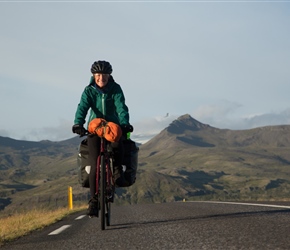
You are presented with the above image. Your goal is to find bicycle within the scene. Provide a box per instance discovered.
[86,134,114,230]
[84,125,133,230]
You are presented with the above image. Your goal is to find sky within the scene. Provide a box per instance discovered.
[0,0,290,143]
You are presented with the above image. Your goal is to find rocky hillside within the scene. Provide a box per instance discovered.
[0,135,85,212]
[130,114,290,203]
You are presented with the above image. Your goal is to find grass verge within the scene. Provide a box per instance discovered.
[0,205,86,246]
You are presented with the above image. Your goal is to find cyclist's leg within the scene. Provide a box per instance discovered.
[87,134,101,216]
[88,134,101,198]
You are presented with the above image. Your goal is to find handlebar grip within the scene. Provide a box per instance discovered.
[122,125,134,133]
[79,130,89,137]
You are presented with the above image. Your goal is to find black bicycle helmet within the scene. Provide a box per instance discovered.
[91,60,113,74]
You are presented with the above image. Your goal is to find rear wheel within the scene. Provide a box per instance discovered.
[100,155,106,230]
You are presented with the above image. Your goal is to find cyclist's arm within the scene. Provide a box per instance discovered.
[113,87,130,126]
[74,87,91,126]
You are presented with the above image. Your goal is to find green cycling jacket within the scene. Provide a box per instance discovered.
[74,76,130,128]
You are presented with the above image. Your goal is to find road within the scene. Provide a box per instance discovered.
[2,201,290,250]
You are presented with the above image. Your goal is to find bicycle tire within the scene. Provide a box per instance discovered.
[106,202,111,226]
[100,154,106,230]
[106,157,114,227]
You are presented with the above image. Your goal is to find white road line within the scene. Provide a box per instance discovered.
[48,225,71,235]
[75,215,86,220]
[191,201,290,209]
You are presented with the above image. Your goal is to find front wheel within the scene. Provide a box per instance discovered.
[106,202,111,226]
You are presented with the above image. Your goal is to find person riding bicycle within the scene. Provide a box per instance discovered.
[72,60,131,216]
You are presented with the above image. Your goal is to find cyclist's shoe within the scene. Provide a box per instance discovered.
[113,166,129,187]
[87,198,99,217]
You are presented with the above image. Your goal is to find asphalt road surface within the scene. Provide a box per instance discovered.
[2,201,290,250]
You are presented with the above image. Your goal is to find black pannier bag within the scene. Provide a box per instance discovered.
[77,138,138,188]
[122,139,139,186]
[77,139,90,188]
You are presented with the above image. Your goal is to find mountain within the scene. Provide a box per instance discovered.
[1,114,290,214]
[0,135,83,174]
[142,114,290,150]
[127,114,290,203]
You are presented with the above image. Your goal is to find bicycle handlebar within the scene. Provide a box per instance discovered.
[78,125,134,138]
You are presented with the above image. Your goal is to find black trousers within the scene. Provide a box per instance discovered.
[87,134,124,199]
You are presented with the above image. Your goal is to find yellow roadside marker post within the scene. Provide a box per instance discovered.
[68,186,73,210]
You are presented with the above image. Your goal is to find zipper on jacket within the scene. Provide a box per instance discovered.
[102,94,106,118]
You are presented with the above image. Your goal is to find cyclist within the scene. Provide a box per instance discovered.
[72,60,131,216]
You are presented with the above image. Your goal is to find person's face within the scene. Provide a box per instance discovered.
[94,73,110,88]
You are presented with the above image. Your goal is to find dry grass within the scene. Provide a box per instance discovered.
[0,205,86,246]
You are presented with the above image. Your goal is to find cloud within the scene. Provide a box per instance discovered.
[192,102,290,130]
[240,109,290,130]
[191,100,243,128]
[194,100,241,117]
[131,114,178,143]
[13,114,177,143]
[4,119,73,142]
[0,113,177,143]
[0,129,10,138]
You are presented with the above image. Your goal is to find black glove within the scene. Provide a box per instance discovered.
[72,124,86,136]
[121,124,134,134]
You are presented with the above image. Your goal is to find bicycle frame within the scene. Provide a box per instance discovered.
[95,137,115,230]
